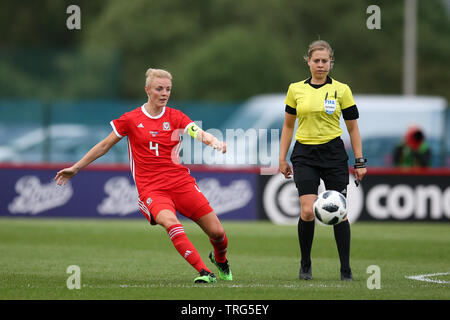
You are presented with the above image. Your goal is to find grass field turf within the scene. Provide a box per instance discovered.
[0,218,448,300]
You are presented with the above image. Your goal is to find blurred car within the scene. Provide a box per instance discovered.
[215,94,448,167]
[0,124,127,163]
[1,95,447,167]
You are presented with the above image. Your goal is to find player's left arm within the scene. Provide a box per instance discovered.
[344,119,366,181]
[186,123,226,153]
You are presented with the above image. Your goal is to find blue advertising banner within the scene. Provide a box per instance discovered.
[0,165,258,221]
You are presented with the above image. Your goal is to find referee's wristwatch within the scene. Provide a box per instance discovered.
[354,157,367,169]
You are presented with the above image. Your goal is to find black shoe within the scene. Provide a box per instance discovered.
[341,269,353,281]
[299,264,312,280]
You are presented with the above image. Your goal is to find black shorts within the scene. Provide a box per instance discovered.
[290,137,349,196]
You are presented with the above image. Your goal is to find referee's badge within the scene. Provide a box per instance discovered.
[324,99,337,115]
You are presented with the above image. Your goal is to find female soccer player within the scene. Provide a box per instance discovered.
[54,68,232,284]
[279,40,367,281]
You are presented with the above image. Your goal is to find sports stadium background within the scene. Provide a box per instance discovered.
[1,0,449,224]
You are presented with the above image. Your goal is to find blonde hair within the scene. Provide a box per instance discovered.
[303,40,335,67]
[145,68,172,87]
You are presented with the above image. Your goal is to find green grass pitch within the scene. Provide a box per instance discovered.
[0,218,449,300]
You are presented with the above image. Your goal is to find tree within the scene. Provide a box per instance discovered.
[0,0,449,102]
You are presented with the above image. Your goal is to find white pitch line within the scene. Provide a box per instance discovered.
[405,272,450,284]
[75,283,344,289]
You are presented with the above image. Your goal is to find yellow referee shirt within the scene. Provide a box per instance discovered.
[285,76,356,145]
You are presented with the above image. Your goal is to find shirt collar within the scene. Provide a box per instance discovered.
[141,104,166,119]
[304,76,332,86]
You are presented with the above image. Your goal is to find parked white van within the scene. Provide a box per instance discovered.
[217,94,448,168]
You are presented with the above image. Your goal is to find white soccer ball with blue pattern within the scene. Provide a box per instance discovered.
[313,190,347,225]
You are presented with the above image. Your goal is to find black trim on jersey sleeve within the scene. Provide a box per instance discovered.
[285,105,297,115]
[342,105,359,120]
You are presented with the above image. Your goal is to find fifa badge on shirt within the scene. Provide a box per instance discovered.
[324,91,337,115]
[163,122,171,130]
[324,99,336,114]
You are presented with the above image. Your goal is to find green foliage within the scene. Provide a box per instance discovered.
[0,49,120,99]
[0,0,449,102]
[171,26,295,100]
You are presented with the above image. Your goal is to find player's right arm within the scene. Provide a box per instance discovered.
[54,131,121,185]
[280,85,297,179]
[279,112,296,179]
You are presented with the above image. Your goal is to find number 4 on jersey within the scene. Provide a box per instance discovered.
[149,141,159,156]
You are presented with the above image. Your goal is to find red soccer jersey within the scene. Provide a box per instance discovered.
[110,104,196,194]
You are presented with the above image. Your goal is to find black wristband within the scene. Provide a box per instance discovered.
[354,157,367,169]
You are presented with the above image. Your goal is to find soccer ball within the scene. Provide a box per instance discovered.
[313,190,347,225]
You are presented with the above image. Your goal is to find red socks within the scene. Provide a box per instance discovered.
[210,233,228,263]
[167,224,229,272]
[167,224,209,273]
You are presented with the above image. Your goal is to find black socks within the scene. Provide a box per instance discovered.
[298,218,351,272]
[298,218,315,268]
[333,219,351,272]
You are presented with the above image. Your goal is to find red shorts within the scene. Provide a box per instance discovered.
[138,182,213,225]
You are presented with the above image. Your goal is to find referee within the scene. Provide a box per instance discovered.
[279,40,367,281]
